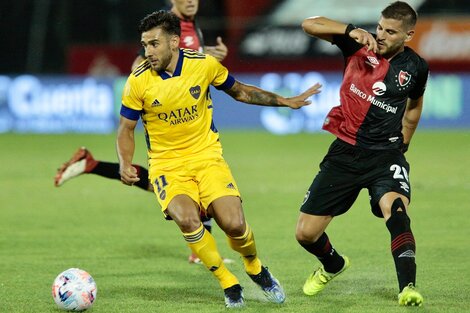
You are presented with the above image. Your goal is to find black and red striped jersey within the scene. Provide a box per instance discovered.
[323,34,429,150]
[179,18,203,51]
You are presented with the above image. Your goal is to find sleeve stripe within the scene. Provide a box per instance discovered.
[120,105,141,120]
[214,74,235,90]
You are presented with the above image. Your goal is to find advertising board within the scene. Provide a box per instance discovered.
[0,72,468,134]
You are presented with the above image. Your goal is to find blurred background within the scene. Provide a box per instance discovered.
[0,0,469,134]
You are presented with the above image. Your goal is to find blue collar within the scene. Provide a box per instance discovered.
[158,49,184,80]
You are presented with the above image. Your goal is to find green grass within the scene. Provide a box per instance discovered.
[1,130,469,312]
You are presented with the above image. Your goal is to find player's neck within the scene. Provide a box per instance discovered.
[171,8,194,21]
[162,50,181,76]
[384,45,405,61]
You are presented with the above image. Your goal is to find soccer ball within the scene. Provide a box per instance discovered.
[52,268,97,311]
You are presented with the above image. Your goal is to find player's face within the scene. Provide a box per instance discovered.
[171,0,199,19]
[376,17,414,58]
[141,27,179,72]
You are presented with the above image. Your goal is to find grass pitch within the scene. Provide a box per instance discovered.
[1,130,469,312]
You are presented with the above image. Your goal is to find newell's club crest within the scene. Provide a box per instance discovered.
[190,85,201,99]
[398,70,411,87]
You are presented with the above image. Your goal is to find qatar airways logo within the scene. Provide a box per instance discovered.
[157,105,199,125]
[349,83,397,114]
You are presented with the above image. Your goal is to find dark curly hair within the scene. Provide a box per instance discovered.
[382,1,417,29]
[138,10,181,36]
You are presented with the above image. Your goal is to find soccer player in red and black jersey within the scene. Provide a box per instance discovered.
[295,1,427,306]
[54,0,228,264]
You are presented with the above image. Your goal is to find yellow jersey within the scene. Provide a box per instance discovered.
[121,49,235,160]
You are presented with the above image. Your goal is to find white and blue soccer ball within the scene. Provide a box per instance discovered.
[52,268,97,311]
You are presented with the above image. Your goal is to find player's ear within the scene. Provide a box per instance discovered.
[170,35,180,49]
[404,29,414,42]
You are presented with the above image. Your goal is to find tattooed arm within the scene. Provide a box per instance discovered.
[224,80,321,109]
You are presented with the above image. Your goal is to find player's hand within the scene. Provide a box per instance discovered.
[282,83,322,109]
[349,28,378,53]
[204,37,228,62]
[401,142,409,153]
[119,165,140,186]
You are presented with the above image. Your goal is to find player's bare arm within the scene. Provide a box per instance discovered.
[225,81,321,109]
[116,116,140,185]
[302,16,377,52]
[402,96,424,146]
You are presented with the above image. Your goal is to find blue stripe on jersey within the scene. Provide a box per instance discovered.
[210,119,218,133]
[215,74,235,90]
[158,49,184,80]
[120,105,141,120]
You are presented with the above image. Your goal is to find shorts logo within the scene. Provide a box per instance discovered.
[400,182,410,192]
[372,81,386,96]
[302,191,310,205]
[226,182,236,189]
[398,70,411,87]
[190,85,201,99]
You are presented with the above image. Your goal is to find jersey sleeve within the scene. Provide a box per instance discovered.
[206,55,235,90]
[120,74,143,121]
[408,57,429,100]
[332,33,363,57]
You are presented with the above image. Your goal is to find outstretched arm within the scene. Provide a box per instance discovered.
[116,116,140,185]
[302,16,377,52]
[224,81,321,109]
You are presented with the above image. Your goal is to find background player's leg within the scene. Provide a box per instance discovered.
[54,147,150,191]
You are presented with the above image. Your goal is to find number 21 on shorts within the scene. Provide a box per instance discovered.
[390,164,410,192]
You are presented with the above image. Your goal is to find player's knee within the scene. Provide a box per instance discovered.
[382,196,408,220]
[295,226,322,244]
[386,198,411,231]
[175,215,203,233]
[391,197,406,213]
[223,219,246,237]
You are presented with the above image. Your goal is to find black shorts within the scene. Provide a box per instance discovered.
[300,139,411,218]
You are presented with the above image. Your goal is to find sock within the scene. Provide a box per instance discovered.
[90,162,150,191]
[184,224,238,289]
[227,224,262,275]
[132,165,150,191]
[386,198,416,291]
[298,232,345,273]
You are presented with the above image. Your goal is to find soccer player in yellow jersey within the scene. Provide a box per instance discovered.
[117,10,321,308]
[54,0,227,265]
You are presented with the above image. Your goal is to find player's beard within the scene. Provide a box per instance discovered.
[378,40,404,59]
[153,49,172,72]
